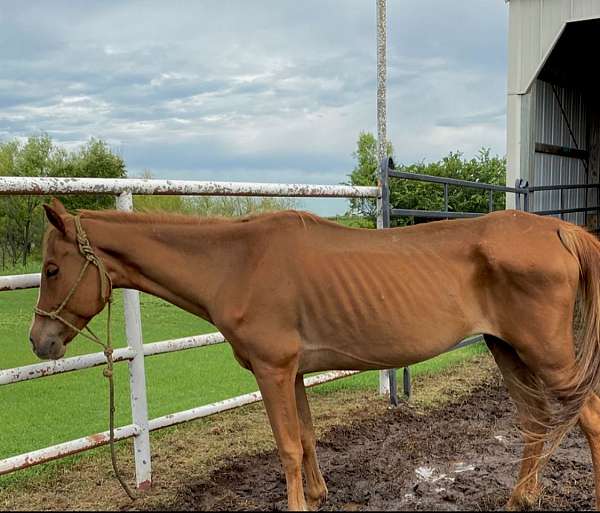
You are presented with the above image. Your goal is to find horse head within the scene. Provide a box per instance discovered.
[29,198,110,360]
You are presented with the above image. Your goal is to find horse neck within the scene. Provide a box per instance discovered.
[82,214,244,321]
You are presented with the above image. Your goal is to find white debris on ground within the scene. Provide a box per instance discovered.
[453,462,475,474]
[415,466,454,484]
[416,466,445,482]
[412,461,476,496]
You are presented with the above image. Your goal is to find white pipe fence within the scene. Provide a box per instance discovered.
[0,176,378,198]
[0,176,379,487]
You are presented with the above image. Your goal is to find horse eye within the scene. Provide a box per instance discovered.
[46,266,59,278]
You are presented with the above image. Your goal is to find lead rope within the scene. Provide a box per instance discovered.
[104,299,136,501]
[35,216,136,501]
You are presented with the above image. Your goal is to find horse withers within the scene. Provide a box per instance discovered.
[30,198,600,511]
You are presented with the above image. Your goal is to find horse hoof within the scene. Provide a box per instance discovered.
[307,489,328,511]
[506,491,541,511]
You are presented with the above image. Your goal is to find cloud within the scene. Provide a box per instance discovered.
[0,0,509,215]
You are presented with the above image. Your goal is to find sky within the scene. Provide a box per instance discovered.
[0,0,509,215]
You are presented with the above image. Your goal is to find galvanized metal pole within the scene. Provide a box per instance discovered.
[376,0,400,405]
[376,202,390,395]
[116,192,152,490]
[376,0,391,398]
[378,161,392,397]
[377,0,387,164]
[378,157,398,406]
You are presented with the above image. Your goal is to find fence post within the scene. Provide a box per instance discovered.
[115,192,152,490]
[515,178,530,213]
[377,194,390,395]
[376,186,390,397]
[378,157,400,405]
[522,180,530,212]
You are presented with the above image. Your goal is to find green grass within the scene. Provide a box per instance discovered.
[0,264,487,482]
[0,288,259,460]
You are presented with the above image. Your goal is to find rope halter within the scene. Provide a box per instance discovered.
[34,216,113,346]
[33,214,135,500]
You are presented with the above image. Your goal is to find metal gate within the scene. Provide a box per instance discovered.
[378,156,600,405]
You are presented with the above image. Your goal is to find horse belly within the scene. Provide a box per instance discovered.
[298,280,475,373]
[296,247,483,373]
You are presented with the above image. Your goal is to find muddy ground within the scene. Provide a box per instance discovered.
[0,355,596,511]
[176,381,594,511]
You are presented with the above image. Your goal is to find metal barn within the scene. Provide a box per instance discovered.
[506,0,600,228]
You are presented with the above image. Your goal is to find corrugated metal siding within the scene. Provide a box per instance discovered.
[533,79,590,225]
[573,0,600,19]
[507,0,600,94]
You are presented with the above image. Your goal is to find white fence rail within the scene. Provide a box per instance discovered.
[0,273,40,291]
[0,177,378,487]
[0,176,378,198]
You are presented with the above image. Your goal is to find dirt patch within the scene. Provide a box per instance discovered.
[171,381,595,511]
[0,355,595,511]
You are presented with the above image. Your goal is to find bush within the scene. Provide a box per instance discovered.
[347,132,506,226]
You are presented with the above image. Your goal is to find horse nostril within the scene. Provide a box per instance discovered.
[29,335,35,347]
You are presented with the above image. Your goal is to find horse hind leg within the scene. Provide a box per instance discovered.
[579,393,600,510]
[485,335,547,510]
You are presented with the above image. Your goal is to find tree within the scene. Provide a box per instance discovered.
[0,135,127,268]
[0,135,54,265]
[346,132,393,218]
[347,132,506,225]
[53,138,127,211]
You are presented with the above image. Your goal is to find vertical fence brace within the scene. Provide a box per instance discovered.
[522,180,530,212]
[116,192,152,490]
[389,369,399,407]
[444,183,449,217]
[403,367,412,399]
[515,179,530,212]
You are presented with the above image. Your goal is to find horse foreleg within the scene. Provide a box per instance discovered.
[254,362,308,511]
[486,335,546,510]
[579,393,600,510]
[295,375,328,510]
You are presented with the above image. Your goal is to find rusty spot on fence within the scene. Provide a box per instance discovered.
[87,434,107,445]
[137,480,152,492]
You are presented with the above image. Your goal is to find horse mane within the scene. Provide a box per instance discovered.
[78,208,324,228]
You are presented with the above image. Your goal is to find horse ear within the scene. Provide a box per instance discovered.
[43,203,66,235]
[50,197,67,215]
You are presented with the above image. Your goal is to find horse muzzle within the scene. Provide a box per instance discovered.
[29,329,67,360]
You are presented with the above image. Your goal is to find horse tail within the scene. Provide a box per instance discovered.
[533,224,600,458]
[558,224,600,405]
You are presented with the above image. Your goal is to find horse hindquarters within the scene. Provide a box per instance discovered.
[491,224,600,509]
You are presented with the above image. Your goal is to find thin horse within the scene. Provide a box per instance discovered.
[30,198,600,511]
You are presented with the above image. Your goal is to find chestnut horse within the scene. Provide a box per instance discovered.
[30,198,600,511]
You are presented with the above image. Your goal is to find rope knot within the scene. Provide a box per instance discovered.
[103,368,113,378]
[104,347,114,357]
